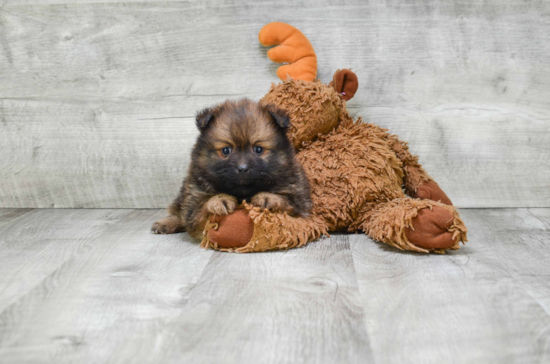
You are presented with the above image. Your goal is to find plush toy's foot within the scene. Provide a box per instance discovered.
[404,206,457,250]
[201,204,328,253]
[357,198,467,253]
[206,209,254,249]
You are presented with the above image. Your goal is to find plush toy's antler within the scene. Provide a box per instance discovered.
[259,22,317,82]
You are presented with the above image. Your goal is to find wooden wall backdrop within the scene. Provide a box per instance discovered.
[0,0,549,208]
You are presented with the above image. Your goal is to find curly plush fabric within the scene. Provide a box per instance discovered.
[360,198,467,254]
[202,71,468,253]
[201,202,327,253]
[262,79,344,149]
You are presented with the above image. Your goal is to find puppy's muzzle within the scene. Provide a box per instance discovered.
[237,164,249,173]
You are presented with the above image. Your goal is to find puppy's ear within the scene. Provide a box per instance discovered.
[196,107,216,129]
[264,105,290,129]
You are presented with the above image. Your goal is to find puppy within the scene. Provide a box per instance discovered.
[151,99,311,239]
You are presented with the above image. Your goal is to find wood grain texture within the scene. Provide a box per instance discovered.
[157,234,372,364]
[0,209,214,361]
[1,0,549,208]
[0,209,33,230]
[0,210,372,363]
[351,208,550,364]
[1,208,550,362]
[530,208,550,227]
[0,208,131,312]
[463,208,550,317]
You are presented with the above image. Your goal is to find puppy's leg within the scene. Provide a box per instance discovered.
[251,192,294,214]
[204,194,238,215]
[151,202,185,234]
[151,215,185,234]
[268,166,312,217]
[185,193,238,239]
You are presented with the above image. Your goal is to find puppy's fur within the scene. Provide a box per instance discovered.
[152,99,312,238]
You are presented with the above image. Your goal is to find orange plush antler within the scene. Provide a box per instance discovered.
[259,22,317,82]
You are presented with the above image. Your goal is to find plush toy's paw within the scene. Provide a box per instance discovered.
[207,209,254,249]
[251,192,293,214]
[205,194,237,215]
[151,216,185,234]
[404,206,458,250]
[414,181,453,206]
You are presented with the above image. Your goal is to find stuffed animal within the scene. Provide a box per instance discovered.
[200,22,468,253]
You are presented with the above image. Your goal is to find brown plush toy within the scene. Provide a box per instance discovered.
[200,22,468,253]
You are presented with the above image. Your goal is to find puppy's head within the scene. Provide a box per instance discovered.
[192,99,293,200]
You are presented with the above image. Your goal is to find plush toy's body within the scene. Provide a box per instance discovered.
[200,22,468,253]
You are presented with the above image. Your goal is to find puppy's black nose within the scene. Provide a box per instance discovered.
[237,164,249,173]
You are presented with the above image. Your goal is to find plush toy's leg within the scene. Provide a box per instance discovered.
[384,133,453,205]
[412,181,453,206]
[201,204,328,253]
[356,198,467,253]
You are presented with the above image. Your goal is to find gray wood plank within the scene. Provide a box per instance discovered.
[529,208,550,228]
[0,0,183,4]
[0,99,199,208]
[462,208,550,317]
[0,209,130,311]
[0,209,214,363]
[351,208,550,363]
[156,234,372,364]
[0,209,33,230]
[1,207,550,363]
[1,1,549,208]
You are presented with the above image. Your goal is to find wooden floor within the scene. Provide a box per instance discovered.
[0,208,549,363]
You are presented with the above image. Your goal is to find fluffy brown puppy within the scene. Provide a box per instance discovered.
[151,99,312,239]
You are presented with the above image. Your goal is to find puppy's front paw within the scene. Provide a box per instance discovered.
[205,194,237,215]
[251,192,293,214]
[151,216,185,234]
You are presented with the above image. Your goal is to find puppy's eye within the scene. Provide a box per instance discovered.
[221,147,232,156]
[253,146,264,155]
